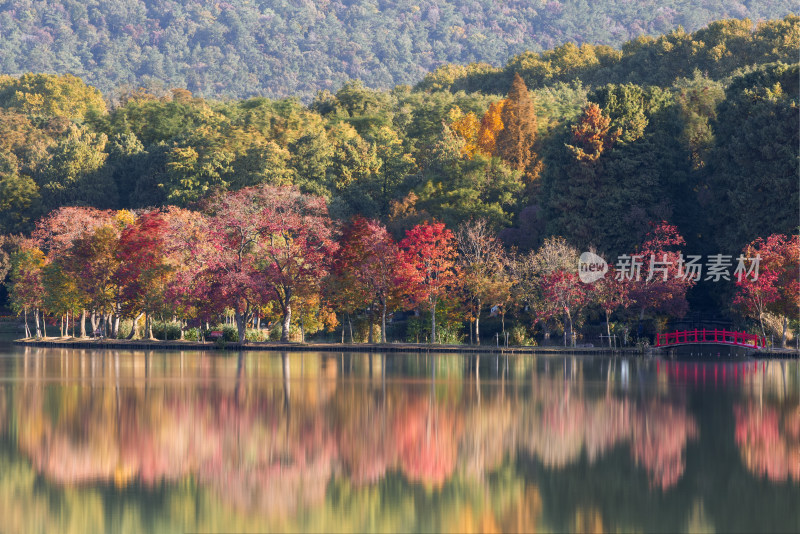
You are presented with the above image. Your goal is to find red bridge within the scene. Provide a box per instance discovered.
[655,329,766,349]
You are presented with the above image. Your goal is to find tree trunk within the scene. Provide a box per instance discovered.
[368,316,374,344]
[758,312,767,341]
[41,311,48,338]
[235,310,248,345]
[567,311,574,347]
[113,314,120,339]
[34,309,41,338]
[781,316,787,348]
[281,303,292,342]
[180,320,185,340]
[563,310,575,347]
[145,312,154,339]
[127,313,143,340]
[23,308,30,338]
[80,309,87,338]
[347,313,353,343]
[381,301,387,344]
[431,301,437,344]
[606,310,612,348]
[90,312,98,334]
[637,307,645,337]
[475,299,481,345]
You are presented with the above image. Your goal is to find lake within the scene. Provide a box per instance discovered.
[0,336,798,533]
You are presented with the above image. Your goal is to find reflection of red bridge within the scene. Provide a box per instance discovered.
[655,329,766,349]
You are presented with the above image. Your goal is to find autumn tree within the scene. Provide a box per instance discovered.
[205,185,336,343]
[330,217,409,343]
[162,207,212,338]
[455,218,511,344]
[512,236,583,342]
[7,240,46,337]
[590,271,634,346]
[0,73,107,121]
[734,234,800,345]
[63,225,123,337]
[203,188,275,344]
[399,222,459,344]
[41,261,83,337]
[115,212,173,339]
[495,74,542,183]
[449,108,481,158]
[476,100,505,157]
[255,186,337,342]
[568,103,620,162]
[626,222,695,334]
[32,206,118,336]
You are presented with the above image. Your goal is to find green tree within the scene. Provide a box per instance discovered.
[35,124,116,210]
[0,73,106,120]
[707,63,799,252]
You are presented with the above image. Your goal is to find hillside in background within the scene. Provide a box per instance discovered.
[0,0,796,99]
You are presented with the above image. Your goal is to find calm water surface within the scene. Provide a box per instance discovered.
[0,336,798,533]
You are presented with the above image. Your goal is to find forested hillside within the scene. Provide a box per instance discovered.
[0,17,797,322]
[0,0,796,99]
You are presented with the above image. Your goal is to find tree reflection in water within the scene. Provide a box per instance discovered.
[0,347,798,533]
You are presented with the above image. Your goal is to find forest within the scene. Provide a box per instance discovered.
[0,1,796,99]
[0,17,797,346]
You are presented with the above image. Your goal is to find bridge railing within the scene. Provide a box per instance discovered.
[655,329,766,348]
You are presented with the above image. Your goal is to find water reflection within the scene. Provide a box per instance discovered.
[0,346,798,533]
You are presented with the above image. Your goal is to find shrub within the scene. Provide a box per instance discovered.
[436,324,465,345]
[509,324,536,346]
[405,315,464,344]
[184,327,200,341]
[152,321,183,340]
[245,328,268,342]
[405,316,426,343]
[200,325,238,342]
[117,319,133,339]
[353,317,382,343]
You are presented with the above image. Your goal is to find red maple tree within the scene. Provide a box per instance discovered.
[330,216,410,343]
[399,221,459,343]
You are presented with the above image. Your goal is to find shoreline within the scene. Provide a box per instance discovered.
[13,336,637,355]
[10,337,800,358]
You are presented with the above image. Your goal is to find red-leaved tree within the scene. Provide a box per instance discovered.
[203,188,275,344]
[204,185,336,343]
[115,211,173,339]
[627,222,694,334]
[399,222,459,343]
[330,217,410,343]
[255,186,337,342]
[734,234,800,345]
